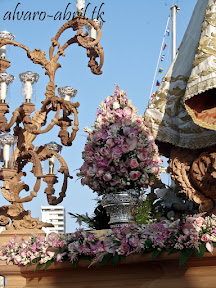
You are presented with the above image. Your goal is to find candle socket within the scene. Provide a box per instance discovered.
[25,98,31,103]
[0,99,5,103]
[0,168,16,181]
[49,166,54,175]
[4,160,9,168]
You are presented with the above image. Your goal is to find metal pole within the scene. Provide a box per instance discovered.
[171,5,177,61]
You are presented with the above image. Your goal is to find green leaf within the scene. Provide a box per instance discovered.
[120,255,126,261]
[73,260,78,268]
[32,257,40,264]
[36,262,45,271]
[195,243,206,259]
[44,260,53,271]
[80,255,92,261]
[152,250,162,259]
[168,248,179,255]
[111,254,120,266]
[97,254,112,267]
[179,249,193,266]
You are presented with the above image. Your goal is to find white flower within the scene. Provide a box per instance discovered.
[113,101,120,110]
[99,101,106,112]
[83,126,92,133]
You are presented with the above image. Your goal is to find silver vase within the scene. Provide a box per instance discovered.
[101,190,139,228]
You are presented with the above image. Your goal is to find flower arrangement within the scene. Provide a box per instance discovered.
[77,85,162,195]
[1,214,216,269]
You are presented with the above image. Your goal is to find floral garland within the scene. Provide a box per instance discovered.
[1,214,216,269]
[77,85,162,194]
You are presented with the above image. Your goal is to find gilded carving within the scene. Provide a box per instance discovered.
[170,147,216,215]
[0,16,104,231]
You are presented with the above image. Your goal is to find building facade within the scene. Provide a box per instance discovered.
[41,206,65,234]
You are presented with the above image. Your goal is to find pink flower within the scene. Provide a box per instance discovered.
[129,158,139,169]
[106,138,115,147]
[129,171,141,180]
[126,138,138,151]
[129,237,140,248]
[110,177,121,186]
[93,131,103,142]
[122,144,130,153]
[194,217,205,228]
[138,152,148,162]
[201,234,210,243]
[96,168,104,177]
[56,252,67,262]
[206,242,214,254]
[123,127,131,136]
[94,153,103,162]
[103,172,112,181]
[182,218,194,235]
[112,146,122,159]
[30,242,37,253]
[123,107,132,118]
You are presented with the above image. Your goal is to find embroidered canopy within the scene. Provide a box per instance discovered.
[144,0,216,151]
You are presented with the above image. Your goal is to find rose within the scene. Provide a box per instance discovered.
[93,131,103,142]
[201,234,210,242]
[138,152,148,162]
[106,138,115,147]
[194,217,205,228]
[123,127,131,136]
[103,172,112,181]
[129,159,139,169]
[123,107,132,118]
[122,144,130,153]
[129,171,141,180]
[112,146,122,159]
[96,168,104,177]
[126,138,138,151]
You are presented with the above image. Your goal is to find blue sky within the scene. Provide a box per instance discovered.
[0,0,197,232]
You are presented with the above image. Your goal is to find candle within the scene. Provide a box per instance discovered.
[0,45,6,59]
[64,94,71,101]
[25,80,32,102]
[3,144,10,168]
[49,155,55,174]
[76,0,85,15]
[0,81,7,103]
[90,27,97,40]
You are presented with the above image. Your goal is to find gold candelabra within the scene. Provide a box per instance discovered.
[0,17,104,231]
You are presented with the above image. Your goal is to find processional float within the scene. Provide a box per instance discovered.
[145,0,216,214]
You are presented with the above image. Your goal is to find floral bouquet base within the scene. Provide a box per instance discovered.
[101,190,139,228]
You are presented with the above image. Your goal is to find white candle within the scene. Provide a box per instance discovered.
[90,27,97,40]
[64,94,71,101]
[49,155,55,174]
[3,144,10,168]
[0,81,7,102]
[25,80,32,102]
[0,45,6,59]
[76,0,85,14]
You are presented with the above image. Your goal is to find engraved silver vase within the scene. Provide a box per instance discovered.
[101,190,139,228]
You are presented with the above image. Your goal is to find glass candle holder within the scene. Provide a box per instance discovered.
[44,142,62,175]
[0,133,17,169]
[0,31,15,59]
[0,72,15,103]
[19,71,39,103]
[85,19,103,40]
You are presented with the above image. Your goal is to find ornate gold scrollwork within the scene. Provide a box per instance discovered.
[0,16,104,230]
[169,147,216,215]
